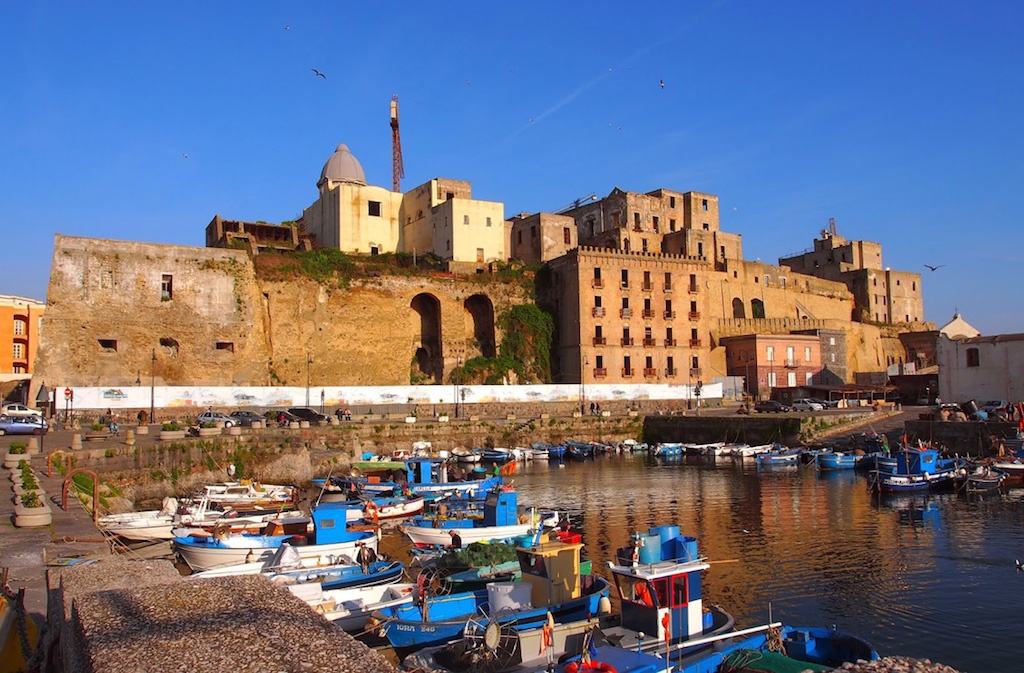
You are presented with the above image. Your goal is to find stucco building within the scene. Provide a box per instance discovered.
[298,144,506,271]
[0,294,45,379]
[936,331,1024,404]
[719,333,823,399]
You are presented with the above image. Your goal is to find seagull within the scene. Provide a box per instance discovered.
[1017,559,1023,571]
[311,68,326,79]
[923,264,945,271]
[528,118,534,123]
[284,25,290,30]
[182,153,188,159]
[659,79,665,89]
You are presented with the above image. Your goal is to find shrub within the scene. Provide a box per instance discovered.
[9,441,27,454]
[162,422,182,432]
[91,423,105,432]
[20,492,42,508]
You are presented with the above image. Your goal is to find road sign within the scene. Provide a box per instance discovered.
[64,387,72,400]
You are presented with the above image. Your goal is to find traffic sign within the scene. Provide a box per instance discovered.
[64,387,72,400]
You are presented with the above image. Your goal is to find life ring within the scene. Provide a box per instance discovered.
[365,501,380,523]
[565,661,617,673]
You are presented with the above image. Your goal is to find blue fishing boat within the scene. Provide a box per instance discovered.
[869,447,963,493]
[653,443,685,457]
[325,457,503,499]
[401,490,544,548]
[565,441,597,459]
[268,559,404,590]
[756,446,804,466]
[533,442,566,459]
[371,535,611,650]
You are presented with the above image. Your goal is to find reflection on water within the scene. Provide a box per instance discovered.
[510,455,1024,673]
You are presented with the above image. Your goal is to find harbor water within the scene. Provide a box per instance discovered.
[505,454,1024,673]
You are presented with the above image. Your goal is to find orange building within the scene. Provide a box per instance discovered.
[0,294,46,376]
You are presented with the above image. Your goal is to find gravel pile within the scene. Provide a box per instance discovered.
[835,656,962,673]
[51,558,396,673]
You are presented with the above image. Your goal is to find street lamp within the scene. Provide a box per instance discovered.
[579,356,588,415]
[305,352,313,407]
[149,348,156,424]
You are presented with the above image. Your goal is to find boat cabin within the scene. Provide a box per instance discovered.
[515,537,585,607]
[310,502,358,544]
[608,525,711,643]
[896,448,940,475]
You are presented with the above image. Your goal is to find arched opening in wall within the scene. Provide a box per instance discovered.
[732,298,745,319]
[751,298,765,319]
[159,337,179,357]
[410,293,442,383]
[464,294,496,358]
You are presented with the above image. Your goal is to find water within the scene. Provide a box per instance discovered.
[506,455,1024,673]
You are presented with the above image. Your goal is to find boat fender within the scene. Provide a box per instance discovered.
[598,595,612,615]
[565,661,617,673]
[365,500,380,523]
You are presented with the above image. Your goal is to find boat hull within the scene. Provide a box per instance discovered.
[401,522,533,548]
[173,531,377,571]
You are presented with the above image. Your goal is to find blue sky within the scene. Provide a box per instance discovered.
[3,1,1022,334]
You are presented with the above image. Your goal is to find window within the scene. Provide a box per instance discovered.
[98,339,117,353]
[563,227,571,244]
[669,196,676,208]
[787,372,797,387]
[780,277,786,289]
[641,239,648,252]
[621,269,629,288]
[368,201,382,216]
[517,230,522,244]
[595,326,603,339]
[805,346,811,362]
[689,300,697,313]
[596,355,603,369]
[370,246,379,256]
[768,371,777,387]
[690,327,698,341]
[665,299,673,314]
[531,225,537,238]
[623,355,632,375]
[446,239,450,251]
[831,353,836,363]
[764,275,770,286]
[464,215,470,226]
[477,248,484,263]
[13,319,25,336]
[691,355,699,369]
[666,327,673,343]
[786,346,795,365]
[12,343,24,359]
[216,341,235,353]
[829,337,836,346]
[702,222,709,231]
[697,242,703,257]
[966,348,980,367]
[701,199,708,211]
[721,245,726,259]
[594,267,602,280]
[622,297,629,309]
[652,216,659,232]
[805,372,813,385]
[643,271,651,288]
[665,272,672,289]
[672,575,687,607]
[766,346,775,362]
[486,217,492,227]
[669,218,676,231]
[595,296,602,307]
[633,212,640,227]
[667,356,675,373]
[161,274,173,301]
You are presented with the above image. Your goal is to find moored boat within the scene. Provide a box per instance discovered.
[869,447,963,493]
[401,490,546,548]
[756,445,804,466]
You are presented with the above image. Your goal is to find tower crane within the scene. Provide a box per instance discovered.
[391,94,405,192]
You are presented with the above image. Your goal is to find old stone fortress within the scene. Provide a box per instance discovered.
[34,141,929,396]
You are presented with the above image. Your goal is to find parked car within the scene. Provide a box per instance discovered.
[288,407,330,424]
[265,410,298,426]
[792,398,824,412]
[979,400,1009,414]
[1,403,42,418]
[0,414,48,435]
[754,400,791,413]
[806,397,840,409]
[195,410,235,428]
[229,410,265,427]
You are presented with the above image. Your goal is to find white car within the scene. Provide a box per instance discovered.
[792,399,824,412]
[196,410,235,427]
[1,403,42,418]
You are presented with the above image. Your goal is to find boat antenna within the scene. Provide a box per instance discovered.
[314,465,335,509]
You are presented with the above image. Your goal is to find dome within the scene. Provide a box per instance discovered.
[319,144,367,187]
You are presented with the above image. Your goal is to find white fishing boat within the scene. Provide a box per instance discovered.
[200,481,298,511]
[286,581,418,632]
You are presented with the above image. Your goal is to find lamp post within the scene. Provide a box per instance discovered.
[305,352,313,407]
[149,348,156,423]
[579,356,588,415]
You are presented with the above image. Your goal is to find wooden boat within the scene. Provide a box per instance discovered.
[815,449,860,470]
[287,581,417,632]
[199,481,298,512]
[173,503,378,571]
[653,443,685,457]
[98,496,305,542]
[958,464,1006,494]
[451,448,481,464]
[869,447,963,493]
[370,535,611,650]
[401,490,541,548]
[756,446,804,466]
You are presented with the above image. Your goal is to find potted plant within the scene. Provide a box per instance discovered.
[159,421,186,441]
[198,422,221,437]
[85,422,107,442]
[3,441,27,469]
[13,470,51,527]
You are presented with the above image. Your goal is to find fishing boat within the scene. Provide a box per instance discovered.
[199,481,298,512]
[814,449,881,471]
[726,443,774,459]
[287,580,418,632]
[958,464,1006,494]
[370,534,611,650]
[98,496,306,542]
[173,502,379,571]
[869,447,963,493]
[356,456,503,498]
[756,445,804,466]
[451,448,481,464]
[653,443,685,457]
[401,490,546,548]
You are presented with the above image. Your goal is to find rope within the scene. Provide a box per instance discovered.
[1,571,43,672]
[765,625,787,655]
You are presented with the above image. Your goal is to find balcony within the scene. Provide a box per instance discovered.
[592,306,605,318]
[642,338,657,347]
[593,367,608,379]
[663,338,677,347]
[622,368,634,378]
[641,282,653,292]
[689,338,702,348]
[688,284,699,294]
[620,307,632,318]
[643,367,658,378]
[665,368,677,378]
[663,310,676,319]
[689,367,702,378]
[784,359,797,368]
[642,309,656,319]
[620,337,635,347]
[620,281,630,289]
[592,336,607,346]
[688,311,701,320]
[592,278,604,289]
[663,284,673,293]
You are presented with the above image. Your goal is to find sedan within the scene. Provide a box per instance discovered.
[229,410,265,427]
[288,407,330,424]
[754,400,791,413]
[2,403,42,418]
[195,410,235,428]
[792,399,824,412]
[0,414,48,435]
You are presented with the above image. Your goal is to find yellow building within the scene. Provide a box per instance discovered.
[0,294,45,378]
[299,144,506,269]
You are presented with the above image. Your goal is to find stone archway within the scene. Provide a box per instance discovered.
[410,293,442,383]
[464,294,496,358]
[732,297,746,319]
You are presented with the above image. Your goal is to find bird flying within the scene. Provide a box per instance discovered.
[659,79,665,89]
[284,25,290,30]
[924,264,946,271]
[182,153,188,159]
[311,68,326,79]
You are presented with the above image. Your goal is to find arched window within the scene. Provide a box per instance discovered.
[751,298,765,319]
[732,298,745,319]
